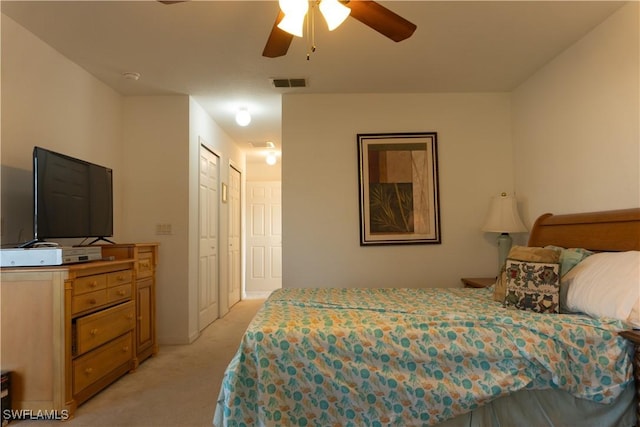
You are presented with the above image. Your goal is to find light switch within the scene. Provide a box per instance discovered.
[155,223,172,235]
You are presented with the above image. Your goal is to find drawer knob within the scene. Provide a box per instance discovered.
[90,328,99,336]
[90,281,98,288]
[89,298,97,305]
[127,314,134,320]
[118,290,126,296]
[122,346,129,352]
[84,368,93,375]
[117,275,124,281]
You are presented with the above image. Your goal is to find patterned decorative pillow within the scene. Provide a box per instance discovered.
[504,259,561,313]
[493,246,561,302]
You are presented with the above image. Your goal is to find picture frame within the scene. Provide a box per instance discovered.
[357,132,441,246]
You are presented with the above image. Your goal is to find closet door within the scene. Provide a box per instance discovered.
[198,144,219,330]
[228,165,242,307]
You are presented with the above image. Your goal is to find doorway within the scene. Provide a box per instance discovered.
[246,181,282,297]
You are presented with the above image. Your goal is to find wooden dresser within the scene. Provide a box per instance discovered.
[100,243,159,364]
[0,243,158,417]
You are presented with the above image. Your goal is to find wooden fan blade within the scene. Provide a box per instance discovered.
[263,11,294,58]
[346,0,416,42]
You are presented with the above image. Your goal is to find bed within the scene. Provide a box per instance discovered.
[214,208,640,426]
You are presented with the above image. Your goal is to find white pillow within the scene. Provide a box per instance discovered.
[565,251,640,325]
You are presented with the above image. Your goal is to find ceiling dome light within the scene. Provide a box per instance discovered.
[265,152,277,166]
[277,0,309,37]
[319,0,350,31]
[122,71,141,80]
[235,108,251,126]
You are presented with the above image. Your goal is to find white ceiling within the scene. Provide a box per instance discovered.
[1,1,624,160]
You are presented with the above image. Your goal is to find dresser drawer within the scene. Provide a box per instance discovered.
[137,251,154,279]
[74,274,107,295]
[75,301,135,355]
[108,283,132,304]
[107,270,132,287]
[73,332,133,395]
[72,289,108,315]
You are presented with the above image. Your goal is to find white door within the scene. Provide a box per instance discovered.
[198,145,219,331]
[228,166,242,307]
[246,181,282,295]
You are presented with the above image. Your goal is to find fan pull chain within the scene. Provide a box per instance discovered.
[306,1,317,60]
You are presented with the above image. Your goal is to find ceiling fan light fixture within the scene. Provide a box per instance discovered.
[319,0,350,31]
[277,0,309,37]
[277,13,306,37]
[122,71,141,81]
[235,108,251,127]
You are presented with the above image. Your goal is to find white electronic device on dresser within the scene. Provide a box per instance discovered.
[0,246,103,267]
[0,243,158,418]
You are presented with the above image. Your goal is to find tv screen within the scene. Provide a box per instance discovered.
[33,146,113,241]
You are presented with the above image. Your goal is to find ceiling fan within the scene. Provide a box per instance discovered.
[158,1,417,58]
[263,0,417,58]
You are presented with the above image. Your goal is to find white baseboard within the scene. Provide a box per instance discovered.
[244,290,274,300]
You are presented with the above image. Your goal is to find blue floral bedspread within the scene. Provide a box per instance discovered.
[214,287,633,426]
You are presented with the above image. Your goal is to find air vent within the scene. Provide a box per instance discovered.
[271,78,307,88]
[249,141,275,149]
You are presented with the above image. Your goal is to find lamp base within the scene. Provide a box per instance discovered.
[496,233,513,274]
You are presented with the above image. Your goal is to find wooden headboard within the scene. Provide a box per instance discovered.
[528,208,640,424]
[528,208,640,252]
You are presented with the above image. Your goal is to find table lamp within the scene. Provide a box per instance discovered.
[482,192,527,275]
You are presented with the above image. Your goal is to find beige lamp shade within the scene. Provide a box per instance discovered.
[482,193,527,233]
[319,0,351,30]
[278,0,350,36]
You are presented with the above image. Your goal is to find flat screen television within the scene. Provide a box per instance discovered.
[23,146,113,246]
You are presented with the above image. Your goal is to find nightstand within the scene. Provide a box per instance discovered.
[619,330,640,421]
[460,277,495,289]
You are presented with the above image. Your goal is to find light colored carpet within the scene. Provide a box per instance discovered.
[16,298,264,427]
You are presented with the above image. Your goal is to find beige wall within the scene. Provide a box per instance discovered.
[122,96,192,344]
[512,2,639,223]
[281,3,639,290]
[1,15,125,246]
[247,158,281,182]
[120,96,247,345]
[1,14,246,345]
[282,93,514,288]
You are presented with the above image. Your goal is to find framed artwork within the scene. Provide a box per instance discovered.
[357,132,441,246]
